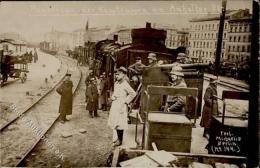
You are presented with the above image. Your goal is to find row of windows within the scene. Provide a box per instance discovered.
[191,50,225,58]
[191,23,228,31]
[190,41,226,49]
[230,24,251,33]
[226,54,249,62]
[229,35,251,42]
[227,45,251,52]
[190,32,227,40]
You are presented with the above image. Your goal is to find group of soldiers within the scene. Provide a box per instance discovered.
[56,52,219,148]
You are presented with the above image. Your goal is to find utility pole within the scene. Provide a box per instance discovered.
[214,0,227,76]
[247,1,259,167]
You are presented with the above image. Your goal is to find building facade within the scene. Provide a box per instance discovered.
[226,17,252,65]
[187,9,251,64]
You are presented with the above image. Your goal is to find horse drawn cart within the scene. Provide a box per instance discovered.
[0,50,29,86]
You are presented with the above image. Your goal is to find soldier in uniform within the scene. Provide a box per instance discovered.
[128,57,145,87]
[86,77,99,118]
[165,65,187,112]
[147,53,158,67]
[56,73,73,123]
[85,69,96,87]
[200,76,218,138]
[108,66,136,146]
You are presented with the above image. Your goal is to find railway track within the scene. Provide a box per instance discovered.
[0,56,82,167]
[0,58,67,131]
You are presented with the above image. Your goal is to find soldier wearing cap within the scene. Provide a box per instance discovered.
[56,73,73,123]
[165,65,187,112]
[86,77,99,118]
[128,57,145,87]
[200,75,218,138]
[147,53,158,67]
[108,66,136,146]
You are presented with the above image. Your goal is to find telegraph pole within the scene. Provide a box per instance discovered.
[214,0,227,76]
[247,1,259,167]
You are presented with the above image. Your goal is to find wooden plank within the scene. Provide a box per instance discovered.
[145,150,178,166]
[111,147,120,167]
[147,85,198,97]
[120,148,247,160]
[119,155,159,167]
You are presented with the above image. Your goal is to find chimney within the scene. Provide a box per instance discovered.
[113,35,118,42]
[146,22,151,29]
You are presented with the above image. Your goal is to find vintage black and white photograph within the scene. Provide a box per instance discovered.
[0,0,259,167]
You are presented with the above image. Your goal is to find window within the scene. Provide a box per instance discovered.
[231,26,233,32]
[237,46,240,52]
[244,25,247,32]
[239,26,242,32]
[228,46,231,52]
[242,46,245,52]
[234,36,236,42]
[230,36,232,41]
[243,36,246,42]
[225,23,227,29]
[234,27,237,32]
[224,33,226,39]
[222,41,225,49]
[209,24,211,30]
[238,36,241,42]
[233,46,235,51]
[212,24,214,30]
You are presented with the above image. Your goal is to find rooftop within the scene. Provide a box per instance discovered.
[190,9,250,22]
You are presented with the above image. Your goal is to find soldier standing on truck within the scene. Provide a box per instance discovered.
[147,53,159,67]
[165,65,187,113]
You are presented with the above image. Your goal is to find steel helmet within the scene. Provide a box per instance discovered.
[147,53,157,61]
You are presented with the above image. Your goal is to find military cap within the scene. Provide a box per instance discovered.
[65,73,72,76]
[116,66,127,74]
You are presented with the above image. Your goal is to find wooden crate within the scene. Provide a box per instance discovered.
[144,113,192,152]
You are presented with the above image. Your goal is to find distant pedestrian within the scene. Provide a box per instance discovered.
[86,77,99,118]
[33,48,38,63]
[200,76,218,138]
[56,73,73,123]
[98,72,107,110]
[108,66,136,146]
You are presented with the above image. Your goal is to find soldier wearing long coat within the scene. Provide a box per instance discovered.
[56,74,73,123]
[86,78,99,117]
[108,67,136,146]
[200,77,218,137]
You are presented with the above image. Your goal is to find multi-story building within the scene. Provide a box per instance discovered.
[45,29,73,51]
[187,9,251,63]
[226,16,252,64]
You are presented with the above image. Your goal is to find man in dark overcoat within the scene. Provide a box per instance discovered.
[86,77,99,118]
[200,76,218,138]
[56,73,73,123]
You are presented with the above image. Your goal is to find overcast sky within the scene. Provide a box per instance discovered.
[0,1,252,42]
